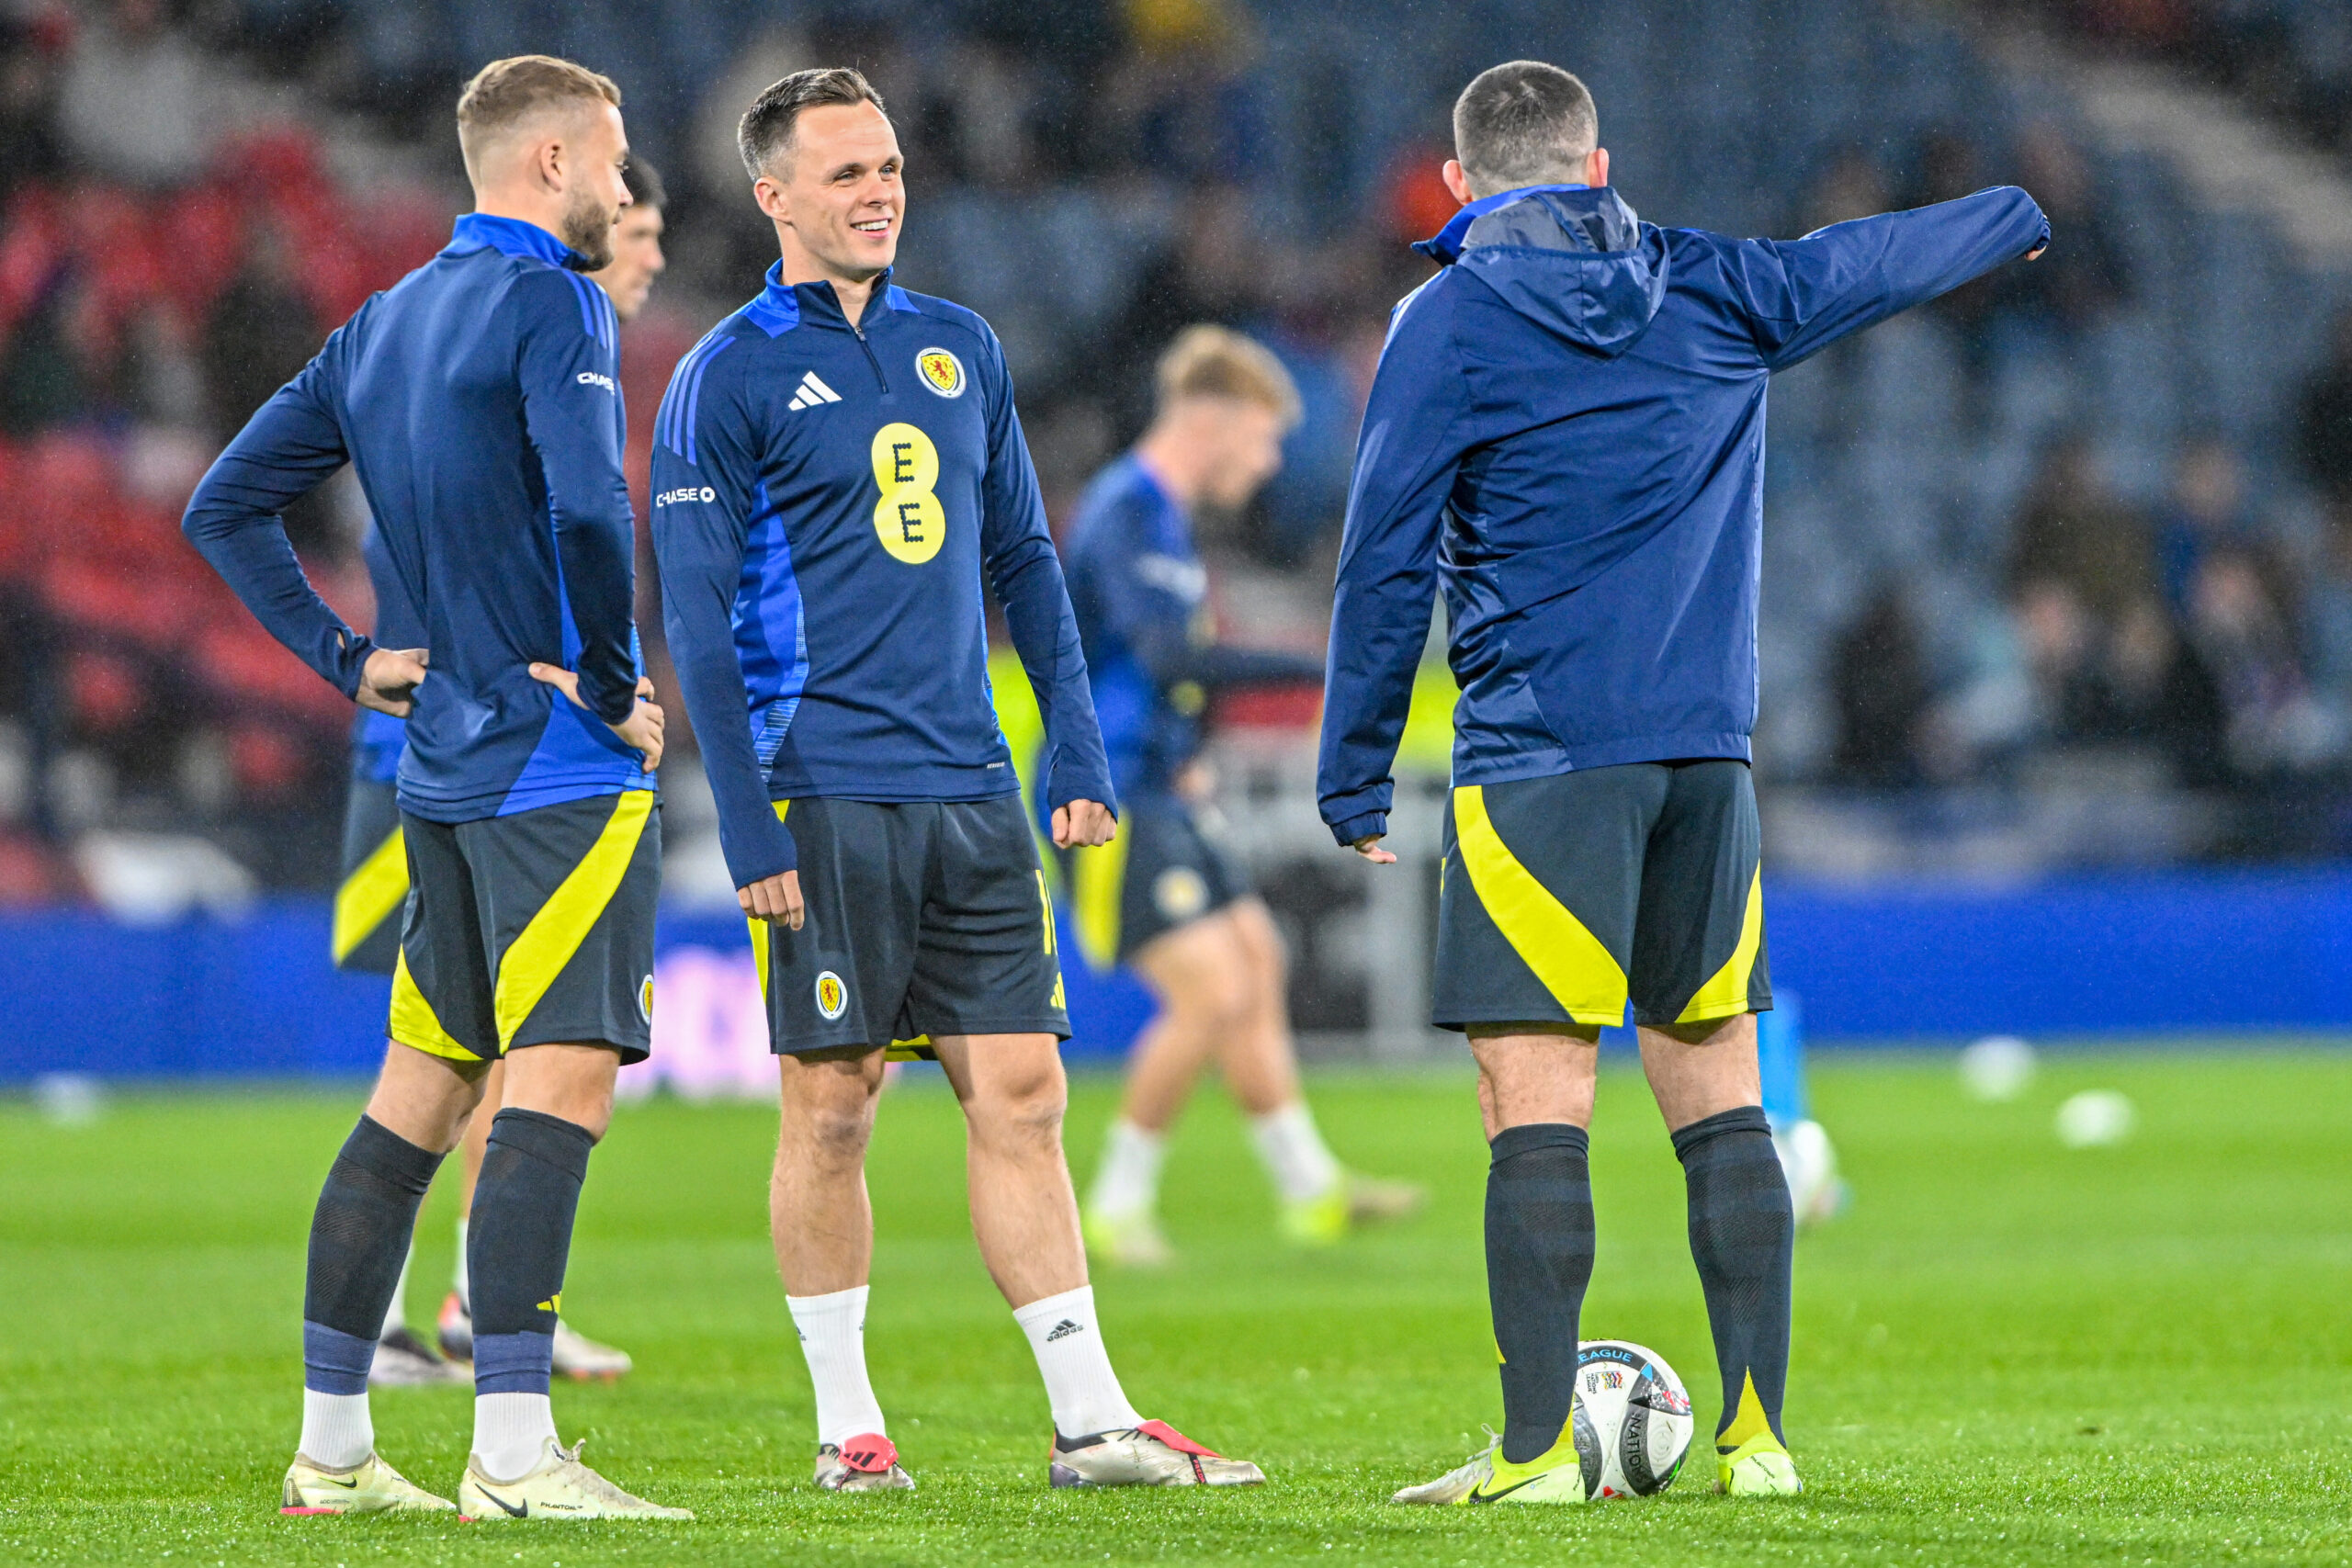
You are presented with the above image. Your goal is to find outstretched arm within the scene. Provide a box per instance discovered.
[1738,186,2051,371]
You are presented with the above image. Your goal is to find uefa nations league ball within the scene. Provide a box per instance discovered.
[1576,1340,1693,1498]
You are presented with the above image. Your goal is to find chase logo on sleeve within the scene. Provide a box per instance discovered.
[915,348,966,399]
[655,486,717,507]
[576,371,616,392]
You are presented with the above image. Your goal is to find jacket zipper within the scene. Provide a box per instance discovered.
[852,318,889,392]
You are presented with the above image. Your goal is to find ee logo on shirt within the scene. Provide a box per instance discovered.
[870,422,946,565]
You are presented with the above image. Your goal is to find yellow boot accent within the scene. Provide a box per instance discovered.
[1714,1372,1801,1495]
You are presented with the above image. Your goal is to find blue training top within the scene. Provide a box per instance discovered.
[1317,184,2049,845]
[1062,453,1322,804]
[186,212,651,823]
[651,263,1112,888]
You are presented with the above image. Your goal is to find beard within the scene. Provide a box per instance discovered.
[559,186,617,271]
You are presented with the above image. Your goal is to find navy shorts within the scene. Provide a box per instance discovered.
[1434,761,1770,1031]
[390,790,661,1066]
[752,795,1069,1056]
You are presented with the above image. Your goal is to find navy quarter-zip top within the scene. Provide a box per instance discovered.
[652,264,1112,887]
[185,212,651,822]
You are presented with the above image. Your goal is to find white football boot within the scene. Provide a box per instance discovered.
[813,1432,916,1491]
[281,1451,455,1515]
[458,1438,692,1520]
[1047,1420,1263,1487]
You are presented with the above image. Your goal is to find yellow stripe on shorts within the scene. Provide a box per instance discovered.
[389,946,480,1061]
[1069,828,1128,973]
[1453,784,1629,1027]
[1677,864,1764,1024]
[749,800,789,1003]
[492,790,655,1051]
[332,827,409,964]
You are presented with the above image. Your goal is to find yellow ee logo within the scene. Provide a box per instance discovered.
[870,423,946,565]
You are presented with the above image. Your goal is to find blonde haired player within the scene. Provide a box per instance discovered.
[1059,325,1423,1265]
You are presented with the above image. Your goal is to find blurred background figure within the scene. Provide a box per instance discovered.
[1058,326,1422,1265]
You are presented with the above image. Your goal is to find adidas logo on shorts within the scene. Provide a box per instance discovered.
[1045,1318,1084,1342]
[786,371,842,411]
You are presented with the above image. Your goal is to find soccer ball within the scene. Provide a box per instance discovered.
[1575,1340,1693,1498]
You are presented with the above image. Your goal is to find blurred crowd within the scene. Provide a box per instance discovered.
[3,0,2350,906]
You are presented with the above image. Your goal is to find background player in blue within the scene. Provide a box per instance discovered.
[1316,62,2048,1504]
[330,155,673,1391]
[184,55,687,1521]
[652,68,1262,1493]
[1059,325,1424,1266]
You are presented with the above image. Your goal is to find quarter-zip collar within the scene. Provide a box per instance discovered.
[749,261,919,335]
[444,212,592,271]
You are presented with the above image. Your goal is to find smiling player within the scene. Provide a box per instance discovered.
[651,67,1263,1495]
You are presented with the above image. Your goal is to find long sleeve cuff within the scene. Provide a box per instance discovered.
[1328,809,1388,848]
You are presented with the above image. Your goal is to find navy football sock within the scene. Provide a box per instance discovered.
[1486,1122,1595,1464]
[301,1115,442,1392]
[1672,1105,1794,1452]
[467,1107,595,1395]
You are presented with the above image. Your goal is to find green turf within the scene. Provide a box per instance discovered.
[1,1051,2347,1565]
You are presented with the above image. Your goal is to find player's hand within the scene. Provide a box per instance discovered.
[357,647,428,716]
[1352,833,1397,864]
[529,663,665,772]
[2025,241,2047,261]
[740,869,805,929]
[1053,799,1117,849]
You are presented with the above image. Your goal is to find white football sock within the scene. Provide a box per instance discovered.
[379,1247,412,1337]
[452,1217,469,1306]
[786,1286,888,1447]
[1087,1118,1165,1217]
[1012,1285,1143,1438]
[472,1392,555,1483]
[1250,1101,1342,1204]
[299,1389,373,1470]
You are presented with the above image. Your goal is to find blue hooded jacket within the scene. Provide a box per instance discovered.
[1317,184,2048,845]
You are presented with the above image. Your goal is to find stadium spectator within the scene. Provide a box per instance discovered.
[2152,438,2256,613]
[1088,184,1271,442]
[2007,435,2160,623]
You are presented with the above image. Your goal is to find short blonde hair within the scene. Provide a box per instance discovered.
[456,55,623,181]
[1154,324,1301,428]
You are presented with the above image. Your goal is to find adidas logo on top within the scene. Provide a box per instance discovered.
[1045,1319,1084,1342]
[786,370,842,411]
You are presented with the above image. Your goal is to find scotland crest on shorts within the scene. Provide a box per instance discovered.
[916,348,966,398]
[814,970,849,1021]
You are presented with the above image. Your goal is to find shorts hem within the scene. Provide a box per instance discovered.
[1635,994,1773,1029]
[505,1028,650,1066]
[388,1028,492,1064]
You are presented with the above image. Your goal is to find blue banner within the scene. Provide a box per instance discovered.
[4,866,2347,1081]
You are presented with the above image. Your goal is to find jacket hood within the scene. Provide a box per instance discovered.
[1415,185,1668,357]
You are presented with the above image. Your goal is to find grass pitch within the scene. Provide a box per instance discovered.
[1,1051,2347,1566]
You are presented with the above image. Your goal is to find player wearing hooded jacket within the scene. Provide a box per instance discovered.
[1319,61,2047,1506]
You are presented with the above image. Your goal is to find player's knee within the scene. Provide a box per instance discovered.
[800,1099,877,1164]
[969,1059,1067,1149]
